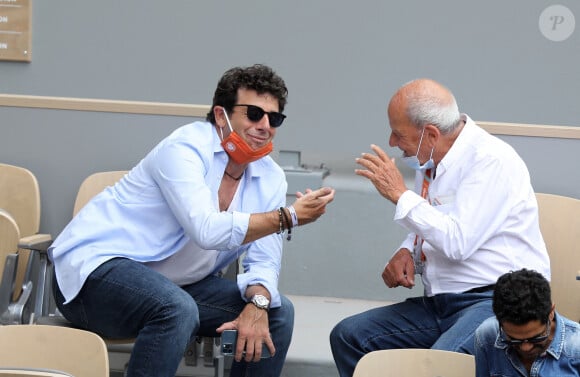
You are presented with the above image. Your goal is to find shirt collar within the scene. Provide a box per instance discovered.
[433,113,472,178]
[545,312,565,359]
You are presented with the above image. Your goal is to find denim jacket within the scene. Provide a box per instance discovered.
[474,313,580,376]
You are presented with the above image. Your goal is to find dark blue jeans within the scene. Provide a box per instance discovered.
[53,258,294,377]
[329,291,494,377]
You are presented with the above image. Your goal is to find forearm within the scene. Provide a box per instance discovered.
[242,186,335,244]
[243,210,284,244]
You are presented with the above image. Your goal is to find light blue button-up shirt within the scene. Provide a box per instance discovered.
[49,121,287,307]
[475,313,580,376]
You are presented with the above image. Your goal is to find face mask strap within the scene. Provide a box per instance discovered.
[416,126,435,161]
[415,126,427,157]
[222,107,234,133]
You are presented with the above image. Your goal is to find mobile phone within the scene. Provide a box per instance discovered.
[220,329,272,358]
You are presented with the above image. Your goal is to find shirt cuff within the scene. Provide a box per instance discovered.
[230,211,250,248]
[394,190,424,221]
[237,271,280,308]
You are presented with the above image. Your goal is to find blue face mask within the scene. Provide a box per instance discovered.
[400,126,435,171]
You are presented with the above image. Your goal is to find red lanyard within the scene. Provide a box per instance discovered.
[420,168,432,200]
[414,168,433,262]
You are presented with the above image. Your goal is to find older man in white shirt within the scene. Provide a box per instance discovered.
[330,78,549,377]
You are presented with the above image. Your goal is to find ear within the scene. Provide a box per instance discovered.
[424,124,440,147]
[214,106,227,128]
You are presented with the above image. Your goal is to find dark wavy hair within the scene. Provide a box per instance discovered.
[206,64,288,124]
[493,268,552,325]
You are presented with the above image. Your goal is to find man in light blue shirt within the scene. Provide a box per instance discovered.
[49,64,335,377]
[475,269,580,376]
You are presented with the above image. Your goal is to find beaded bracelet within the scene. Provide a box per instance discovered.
[280,207,292,241]
[276,208,284,234]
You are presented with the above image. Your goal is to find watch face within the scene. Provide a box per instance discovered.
[252,295,269,309]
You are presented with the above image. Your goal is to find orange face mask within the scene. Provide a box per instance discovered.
[220,108,273,164]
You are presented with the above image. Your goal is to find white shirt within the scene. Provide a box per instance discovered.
[144,185,243,285]
[394,114,550,296]
[49,121,287,306]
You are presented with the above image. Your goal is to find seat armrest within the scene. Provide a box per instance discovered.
[18,234,53,252]
[0,254,33,325]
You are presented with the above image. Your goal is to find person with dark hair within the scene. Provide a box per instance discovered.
[49,64,335,377]
[475,268,580,376]
[330,79,550,377]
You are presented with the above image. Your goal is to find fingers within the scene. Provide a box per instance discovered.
[294,187,335,206]
[295,188,312,199]
[216,321,237,334]
[381,249,416,289]
[263,333,276,358]
[234,331,274,362]
[383,263,415,289]
[289,187,335,227]
[308,186,333,198]
[355,144,390,167]
[404,257,416,287]
[243,333,276,362]
[354,145,407,204]
[356,146,385,163]
[370,144,389,160]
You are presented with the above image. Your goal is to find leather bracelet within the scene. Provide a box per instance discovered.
[276,208,284,234]
[280,207,292,241]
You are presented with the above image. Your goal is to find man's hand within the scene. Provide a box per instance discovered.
[216,304,274,362]
[355,144,407,204]
[290,186,335,226]
[382,248,416,288]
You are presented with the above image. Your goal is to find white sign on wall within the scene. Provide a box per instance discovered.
[0,0,31,62]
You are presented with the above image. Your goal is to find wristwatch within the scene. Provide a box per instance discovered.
[250,294,270,311]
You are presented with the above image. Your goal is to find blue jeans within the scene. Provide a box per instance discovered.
[329,291,494,377]
[53,258,294,377]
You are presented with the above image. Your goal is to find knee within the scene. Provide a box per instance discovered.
[268,295,294,345]
[330,318,350,347]
[158,289,199,333]
[277,295,295,328]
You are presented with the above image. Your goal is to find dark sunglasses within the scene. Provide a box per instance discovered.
[499,319,551,347]
[232,104,286,128]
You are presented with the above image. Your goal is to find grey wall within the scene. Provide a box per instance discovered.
[1,1,579,301]
[2,1,580,168]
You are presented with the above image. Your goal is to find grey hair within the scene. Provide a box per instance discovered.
[405,88,461,134]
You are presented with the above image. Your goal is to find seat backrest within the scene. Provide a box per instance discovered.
[0,163,41,238]
[352,349,475,377]
[536,192,580,322]
[0,163,50,302]
[0,210,21,316]
[73,171,128,216]
[0,324,109,377]
[0,210,20,276]
[0,370,72,376]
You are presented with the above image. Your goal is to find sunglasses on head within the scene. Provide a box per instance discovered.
[232,104,286,128]
[499,319,551,347]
